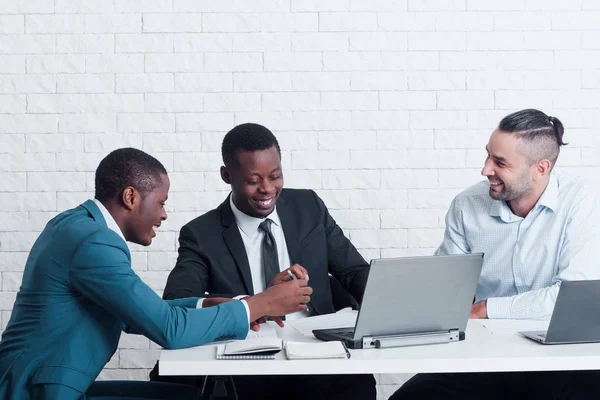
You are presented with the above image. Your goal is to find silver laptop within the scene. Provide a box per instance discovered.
[520,280,600,345]
[313,254,484,349]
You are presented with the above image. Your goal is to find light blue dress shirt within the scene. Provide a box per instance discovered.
[436,172,600,320]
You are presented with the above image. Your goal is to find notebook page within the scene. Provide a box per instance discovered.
[285,341,349,359]
[287,309,358,337]
[246,321,279,340]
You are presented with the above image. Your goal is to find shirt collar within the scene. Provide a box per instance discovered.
[229,195,281,239]
[488,173,558,221]
[537,173,558,212]
[93,199,126,242]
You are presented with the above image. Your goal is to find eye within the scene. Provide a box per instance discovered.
[270,174,281,181]
[247,179,260,185]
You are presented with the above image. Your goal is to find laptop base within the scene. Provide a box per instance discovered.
[519,330,600,345]
[313,328,463,349]
[519,330,548,344]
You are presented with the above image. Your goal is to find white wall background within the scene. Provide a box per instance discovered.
[1,0,600,398]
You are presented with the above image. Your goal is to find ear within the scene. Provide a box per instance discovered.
[533,159,552,180]
[121,186,139,211]
[220,165,232,184]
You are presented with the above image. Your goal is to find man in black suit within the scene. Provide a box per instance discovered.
[155,123,376,400]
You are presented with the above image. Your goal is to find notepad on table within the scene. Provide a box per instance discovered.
[216,338,283,360]
[285,341,351,360]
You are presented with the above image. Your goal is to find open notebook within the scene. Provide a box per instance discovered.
[285,341,350,360]
[215,339,351,360]
[216,338,283,360]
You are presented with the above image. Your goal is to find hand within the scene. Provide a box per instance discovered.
[250,316,284,331]
[250,317,266,332]
[202,297,234,308]
[245,279,312,324]
[268,264,309,287]
[470,300,488,319]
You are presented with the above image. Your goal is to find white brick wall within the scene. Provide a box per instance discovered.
[1,2,599,398]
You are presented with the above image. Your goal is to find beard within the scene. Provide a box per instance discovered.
[488,171,532,202]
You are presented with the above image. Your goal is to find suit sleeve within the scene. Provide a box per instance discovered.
[311,191,370,304]
[163,224,243,299]
[70,230,248,349]
[162,224,213,300]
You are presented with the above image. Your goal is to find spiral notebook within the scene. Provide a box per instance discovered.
[216,338,283,360]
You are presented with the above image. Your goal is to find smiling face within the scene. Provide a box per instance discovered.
[481,130,535,202]
[124,173,169,246]
[221,146,283,218]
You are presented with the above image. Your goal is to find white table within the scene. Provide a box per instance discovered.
[159,319,600,376]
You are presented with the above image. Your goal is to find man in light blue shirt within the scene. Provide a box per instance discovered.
[392,109,600,400]
[437,135,600,320]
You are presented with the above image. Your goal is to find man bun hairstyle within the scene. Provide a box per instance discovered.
[221,123,281,168]
[95,148,167,203]
[498,109,567,167]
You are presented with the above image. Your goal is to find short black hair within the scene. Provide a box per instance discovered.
[498,109,567,166]
[221,123,281,167]
[95,148,167,203]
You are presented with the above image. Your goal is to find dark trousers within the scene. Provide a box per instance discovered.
[390,371,600,400]
[86,380,199,400]
[150,367,375,400]
[231,374,376,400]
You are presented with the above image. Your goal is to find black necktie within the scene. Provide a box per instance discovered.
[258,218,280,288]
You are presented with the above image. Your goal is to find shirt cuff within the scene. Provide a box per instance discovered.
[486,297,512,319]
[197,296,246,309]
[240,299,251,324]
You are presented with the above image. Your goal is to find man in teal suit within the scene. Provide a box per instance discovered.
[0,148,312,400]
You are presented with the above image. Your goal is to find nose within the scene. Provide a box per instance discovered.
[259,179,274,194]
[161,208,167,221]
[481,157,494,177]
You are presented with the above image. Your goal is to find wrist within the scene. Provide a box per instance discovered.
[203,297,232,308]
[245,292,271,321]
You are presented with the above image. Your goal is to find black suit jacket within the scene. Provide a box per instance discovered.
[163,188,369,316]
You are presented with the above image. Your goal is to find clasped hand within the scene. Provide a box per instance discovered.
[202,264,313,332]
[251,264,311,331]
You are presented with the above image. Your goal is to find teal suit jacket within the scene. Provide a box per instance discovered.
[0,200,249,400]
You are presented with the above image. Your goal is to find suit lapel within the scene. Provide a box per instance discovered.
[278,193,323,316]
[277,194,301,266]
[220,197,254,296]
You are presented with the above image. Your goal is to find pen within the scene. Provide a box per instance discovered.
[341,341,351,359]
[287,269,310,312]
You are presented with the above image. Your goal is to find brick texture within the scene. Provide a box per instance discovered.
[0,2,598,398]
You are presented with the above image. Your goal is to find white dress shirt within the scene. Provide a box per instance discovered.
[435,172,600,320]
[229,196,308,320]
[92,199,251,322]
[93,199,126,242]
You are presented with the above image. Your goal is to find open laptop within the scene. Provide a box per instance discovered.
[313,254,484,349]
[520,280,600,345]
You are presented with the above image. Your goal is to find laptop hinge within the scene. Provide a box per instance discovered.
[362,329,460,349]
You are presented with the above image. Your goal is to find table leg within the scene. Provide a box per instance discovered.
[200,376,238,400]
